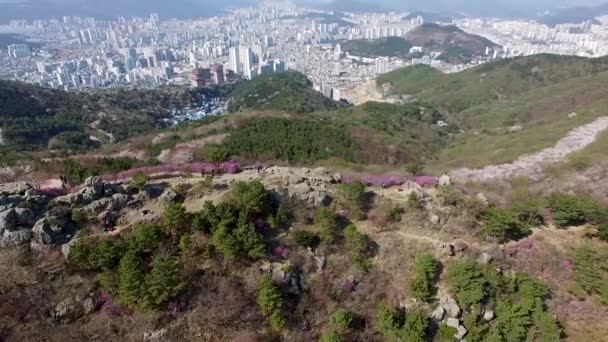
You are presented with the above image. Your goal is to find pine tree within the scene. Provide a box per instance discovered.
[117,250,145,306]
[142,256,186,309]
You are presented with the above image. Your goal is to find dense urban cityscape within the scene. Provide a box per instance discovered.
[1,0,608,104]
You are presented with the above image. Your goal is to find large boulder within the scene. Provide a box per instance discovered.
[32,216,77,245]
[14,208,34,226]
[2,228,32,245]
[53,193,84,206]
[439,295,461,318]
[0,208,17,232]
[155,188,180,205]
[82,198,114,215]
[51,291,99,323]
[438,175,451,187]
[143,328,168,341]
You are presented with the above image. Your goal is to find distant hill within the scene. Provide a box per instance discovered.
[341,37,413,58]
[339,24,498,63]
[227,72,344,114]
[404,24,499,63]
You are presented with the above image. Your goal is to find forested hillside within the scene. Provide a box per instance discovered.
[227,71,343,113]
[0,80,232,151]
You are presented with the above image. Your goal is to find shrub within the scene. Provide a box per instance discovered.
[598,222,608,241]
[192,201,219,233]
[408,254,439,302]
[209,146,231,163]
[408,192,424,209]
[212,208,266,260]
[179,234,192,252]
[90,239,127,270]
[510,200,544,227]
[446,261,490,308]
[336,181,366,219]
[406,162,425,176]
[319,331,345,342]
[71,208,87,228]
[163,204,190,236]
[293,230,318,248]
[268,206,289,229]
[344,225,369,269]
[315,207,338,245]
[482,208,530,243]
[398,310,429,342]
[98,269,119,295]
[230,181,269,214]
[127,224,166,254]
[437,324,458,342]
[67,239,94,269]
[376,304,401,339]
[142,256,186,309]
[130,172,149,190]
[570,245,607,300]
[330,309,353,330]
[438,186,464,207]
[257,276,285,331]
[376,304,429,342]
[547,193,600,228]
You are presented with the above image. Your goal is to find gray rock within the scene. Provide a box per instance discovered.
[477,252,493,265]
[32,216,77,245]
[143,328,168,341]
[429,214,440,225]
[508,125,523,133]
[431,306,445,321]
[475,193,489,207]
[438,175,451,187]
[52,297,82,323]
[446,317,460,329]
[439,243,455,257]
[314,255,326,273]
[483,310,495,321]
[440,295,461,318]
[53,193,84,206]
[14,208,34,226]
[104,183,125,196]
[82,293,100,315]
[2,229,32,245]
[0,208,17,232]
[155,188,179,205]
[111,193,130,209]
[332,173,343,183]
[82,198,113,214]
[456,325,468,340]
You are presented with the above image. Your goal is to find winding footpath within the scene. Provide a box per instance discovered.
[450,116,608,182]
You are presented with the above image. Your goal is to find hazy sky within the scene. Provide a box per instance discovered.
[0,0,607,21]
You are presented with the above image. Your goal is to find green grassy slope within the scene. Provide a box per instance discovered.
[378,54,608,114]
[377,54,608,170]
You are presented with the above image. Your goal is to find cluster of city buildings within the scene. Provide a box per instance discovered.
[1,0,608,104]
[457,17,608,57]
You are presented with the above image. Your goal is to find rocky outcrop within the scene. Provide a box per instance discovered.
[260,261,302,295]
[32,216,77,245]
[262,167,334,207]
[143,328,168,341]
[51,291,100,323]
[155,187,180,205]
